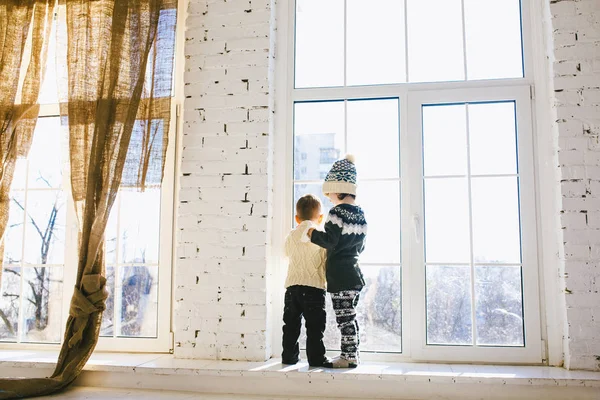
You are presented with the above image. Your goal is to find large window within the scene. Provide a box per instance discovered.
[0,11,177,352]
[289,0,542,362]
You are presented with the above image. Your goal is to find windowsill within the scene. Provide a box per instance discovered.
[1,350,599,399]
[1,349,598,381]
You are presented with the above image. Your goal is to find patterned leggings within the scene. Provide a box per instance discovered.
[330,290,361,362]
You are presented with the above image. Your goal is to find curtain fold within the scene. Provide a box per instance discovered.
[0,0,55,291]
[0,0,176,398]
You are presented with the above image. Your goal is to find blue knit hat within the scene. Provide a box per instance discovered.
[323,154,357,195]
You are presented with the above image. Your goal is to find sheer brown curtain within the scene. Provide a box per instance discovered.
[0,0,55,289]
[0,0,176,398]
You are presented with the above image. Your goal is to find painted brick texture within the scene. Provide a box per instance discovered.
[174,0,599,368]
[551,0,600,370]
[174,0,274,361]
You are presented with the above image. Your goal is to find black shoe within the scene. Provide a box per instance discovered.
[308,357,331,367]
[282,358,299,365]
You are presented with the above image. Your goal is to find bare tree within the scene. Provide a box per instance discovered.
[0,172,63,338]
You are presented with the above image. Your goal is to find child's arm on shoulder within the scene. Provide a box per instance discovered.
[308,210,342,250]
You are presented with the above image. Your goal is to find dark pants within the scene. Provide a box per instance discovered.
[282,285,327,366]
[331,290,361,362]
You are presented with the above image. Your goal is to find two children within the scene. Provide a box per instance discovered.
[282,155,367,368]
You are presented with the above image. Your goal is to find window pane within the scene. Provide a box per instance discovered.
[294,102,344,181]
[38,23,59,105]
[475,266,524,346]
[27,117,63,189]
[5,193,25,264]
[347,99,400,179]
[12,159,27,190]
[471,177,521,264]
[122,120,165,187]
[295,0,344,88]
[118,189,161,264]
[23,190,66,265]
[359,181,400,264]
[100,266,115,337]
[407,0,464,82]
[117,265,158,338]
[424,178,470,264]
[0,267,21,341]
[105,200,118,265]
[301,265,402,352]
[21,267,63,343]
[145,9,177,99]
[423,104,468,177]
[426,265,472,345]
[464,0,523,80]
[357,264,402,351]
[347,0,406,85]
[469,102,518,175]
[322,296,340,350]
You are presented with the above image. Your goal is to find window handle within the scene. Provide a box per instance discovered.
[413,214,420,244]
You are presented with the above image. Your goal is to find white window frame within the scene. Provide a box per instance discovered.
[272,0,548,364]
[94,102,177,353]
[407,86,542,363]
[0,2,184,352]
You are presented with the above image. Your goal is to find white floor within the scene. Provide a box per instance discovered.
[2,350,599,399]
[49,387,349,400]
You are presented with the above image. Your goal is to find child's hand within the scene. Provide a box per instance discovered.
[307,228,315,238]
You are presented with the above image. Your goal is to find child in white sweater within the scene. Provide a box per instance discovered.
[281,194,330,367]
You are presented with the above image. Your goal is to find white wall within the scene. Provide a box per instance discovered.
[550,0,600,371]
[174,0,275,361]
[174,0,600,369]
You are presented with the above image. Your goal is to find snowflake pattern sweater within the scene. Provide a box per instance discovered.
[284,220,327,290]
[309,204,367,293]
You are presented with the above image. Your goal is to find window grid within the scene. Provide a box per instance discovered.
[1,100,174,353]
[1,129,66,344]
[289,0,539,362]
[292,96,403,352]
[421,101,525,347]
[464,104,478,347]
[295,0,524,89]
[1,4,178,353]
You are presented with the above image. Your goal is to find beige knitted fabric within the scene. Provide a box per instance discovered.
[284,221,327,290]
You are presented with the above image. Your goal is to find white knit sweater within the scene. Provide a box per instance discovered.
[284,221,326,290]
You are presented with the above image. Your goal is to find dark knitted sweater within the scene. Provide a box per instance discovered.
[310,204,367,293]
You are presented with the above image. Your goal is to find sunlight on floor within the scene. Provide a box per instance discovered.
[49,387,356,400]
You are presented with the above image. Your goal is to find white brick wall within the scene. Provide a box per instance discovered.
[173,0,599,368]
[174,0,275,361]
[550,0,600,371]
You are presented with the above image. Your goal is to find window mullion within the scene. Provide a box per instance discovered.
[343,0,347,87]
[399,89,411,356]
[343,99,348,154]
[403,0,409,82]
[113,192,122,338]
[464,104,477,346]
[62,125,77,347]
[291,80,533,102]
[460,0,468,80]
[16,159,31,343]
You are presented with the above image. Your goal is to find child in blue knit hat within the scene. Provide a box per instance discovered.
[304,154,367,368]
